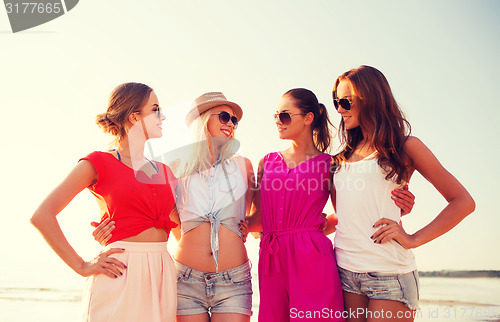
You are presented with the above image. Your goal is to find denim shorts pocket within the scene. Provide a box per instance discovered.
[176,268,190,282]
[398,270,420,300]
[413,271,420,300]
[366,272,398,280]
[228,270,251,285]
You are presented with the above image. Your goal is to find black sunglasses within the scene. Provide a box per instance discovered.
[153,106,161,118]
[211,111,238,129]
[333,97,353,111]
[273,112,307,125]
[134,106,162,118]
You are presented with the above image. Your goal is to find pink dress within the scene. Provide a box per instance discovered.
[258,152,344,321]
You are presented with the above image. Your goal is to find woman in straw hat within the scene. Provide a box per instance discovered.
[93,92,254,322]
[246,88,415,321]
[31,82,178,321]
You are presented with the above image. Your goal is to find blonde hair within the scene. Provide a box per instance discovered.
[176,110,239,181]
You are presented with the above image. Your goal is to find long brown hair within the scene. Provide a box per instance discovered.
[284,88,332,153]
[96,82,153,146]
[332,66,412,183]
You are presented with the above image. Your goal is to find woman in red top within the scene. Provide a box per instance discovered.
[30,82,178,322]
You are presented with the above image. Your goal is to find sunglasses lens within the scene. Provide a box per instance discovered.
[279,113,291,125]
[334,98,351,110]
[218,112,238,128]
[218,111,230,124]
[230,116,238,128]
[340,99,351,110]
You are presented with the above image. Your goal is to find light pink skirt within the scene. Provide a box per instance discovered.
[81,241,176,322]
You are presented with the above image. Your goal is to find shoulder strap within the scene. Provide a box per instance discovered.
[146,158,159,173]
[109,149,121,161]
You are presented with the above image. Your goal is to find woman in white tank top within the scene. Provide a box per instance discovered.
[331,66,475,321]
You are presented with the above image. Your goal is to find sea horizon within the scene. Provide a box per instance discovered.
[2,269,499,322]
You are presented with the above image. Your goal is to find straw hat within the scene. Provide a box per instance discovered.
[185,92,243,126]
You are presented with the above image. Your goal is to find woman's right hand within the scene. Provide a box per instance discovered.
[91,218,116,246]
[79,248,127,278]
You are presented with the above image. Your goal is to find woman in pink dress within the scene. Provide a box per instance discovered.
[248,88,415,322]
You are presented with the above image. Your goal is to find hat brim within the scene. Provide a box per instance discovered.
[185,100,243,126]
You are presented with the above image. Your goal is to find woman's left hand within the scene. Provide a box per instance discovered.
[238,220,249,243]
[371,218,417,249]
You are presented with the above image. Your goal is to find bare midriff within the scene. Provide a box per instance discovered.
[122,227,169,242]
[174,222,248,272]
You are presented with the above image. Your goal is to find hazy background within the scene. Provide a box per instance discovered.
[1,0,499,296]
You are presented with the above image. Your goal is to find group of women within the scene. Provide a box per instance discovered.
[31,65,475,322]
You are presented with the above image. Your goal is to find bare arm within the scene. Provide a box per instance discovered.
[323,170,338,235]
[242,157,256,217]
[31,160,125,277]
[246,156,264,233]
[166,160,182,242]
[169,206,182,242]
[233,157,255,242]
[323,213,339,236]
[373,137,475,248]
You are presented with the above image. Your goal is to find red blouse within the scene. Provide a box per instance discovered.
[79,151,177,245]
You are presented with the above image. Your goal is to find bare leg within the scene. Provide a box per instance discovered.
[344,291,370,322]
[176,313,210,322]
[211,312,250,322]
[367,299,415,322]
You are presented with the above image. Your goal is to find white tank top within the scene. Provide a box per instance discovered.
[333,152,416,273]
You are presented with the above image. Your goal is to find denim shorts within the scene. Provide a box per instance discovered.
[175,260,253,316]
[338,266,420,311]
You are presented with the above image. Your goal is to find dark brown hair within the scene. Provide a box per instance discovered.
[284,88,332,153]
[332,66,412,183]
[96,82,153,145]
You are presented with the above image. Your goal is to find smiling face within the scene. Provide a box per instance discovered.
[335,80,360,130]
[275,95,310,140]
[206,105,236,139]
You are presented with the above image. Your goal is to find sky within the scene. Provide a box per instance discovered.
[0,0,499,288]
